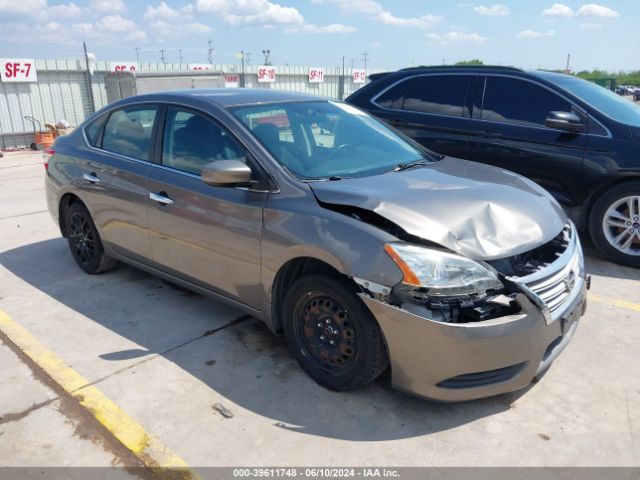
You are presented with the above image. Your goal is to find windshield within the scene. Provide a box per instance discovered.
[548,75,640,127]
[233,101,434,180]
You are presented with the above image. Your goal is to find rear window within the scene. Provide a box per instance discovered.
[84,114,107,147]
[101,106,158,161]
[374,78,416,110]
[402,75,472,117]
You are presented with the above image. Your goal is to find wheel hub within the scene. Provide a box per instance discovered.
[300,294,357,369]
[602,195,640,256]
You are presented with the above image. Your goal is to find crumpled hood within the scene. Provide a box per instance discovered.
[309,157,567,260]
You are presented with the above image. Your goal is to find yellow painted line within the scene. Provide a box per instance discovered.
[0,309,199,478]
[588,293,640,313]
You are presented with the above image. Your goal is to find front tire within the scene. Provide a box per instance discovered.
[282,274,389,391]
[65,202,118,274]
[589,181,640,268]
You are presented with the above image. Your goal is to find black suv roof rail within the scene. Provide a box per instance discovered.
[398,65,523,72]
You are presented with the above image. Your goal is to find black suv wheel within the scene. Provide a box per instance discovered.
[589,181,640,268]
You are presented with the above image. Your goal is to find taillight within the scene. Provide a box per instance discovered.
[43,148,54,171]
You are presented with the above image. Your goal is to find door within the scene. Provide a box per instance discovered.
[79,104,158,261]
[372,74,476,159]
[145,106,267,308]
[467,75,587,207]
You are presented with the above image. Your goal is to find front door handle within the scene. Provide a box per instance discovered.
[480,130,503,139]
[149,191,174,206]
[82,172,100,183]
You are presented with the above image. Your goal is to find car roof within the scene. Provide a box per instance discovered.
[125,88,324,108]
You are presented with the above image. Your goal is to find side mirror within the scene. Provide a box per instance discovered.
[545,111,585,133]
[201,159,252,187]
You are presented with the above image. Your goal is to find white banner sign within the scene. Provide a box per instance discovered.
[190,64,212,71]
[353,69,366,84]
[1,58,37,83]
[225,75,240,88]
[110,62,138,72]
[257,65,276,83]
[308,67,324,83]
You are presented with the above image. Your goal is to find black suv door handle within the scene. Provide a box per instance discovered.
[480,130,503,139]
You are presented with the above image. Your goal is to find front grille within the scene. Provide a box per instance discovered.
[491,222,583,321]
[437,362,527,389]
[526,264,577,315]
[516,223,583,320]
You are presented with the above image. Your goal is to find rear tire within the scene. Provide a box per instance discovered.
[64,202,118,274]
[282,274,389,391]
[588,181,640,268]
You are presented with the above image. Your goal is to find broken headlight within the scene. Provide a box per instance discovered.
[384,243,503,298]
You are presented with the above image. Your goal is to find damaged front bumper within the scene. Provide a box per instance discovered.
[359,224,588,402]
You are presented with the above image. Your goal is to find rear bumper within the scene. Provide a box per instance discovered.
[360,281,586,402]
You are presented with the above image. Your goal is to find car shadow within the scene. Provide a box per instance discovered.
[580,235,639,282]
[1,238,539,441]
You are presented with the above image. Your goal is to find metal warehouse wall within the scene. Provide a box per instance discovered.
[0,59,384,149]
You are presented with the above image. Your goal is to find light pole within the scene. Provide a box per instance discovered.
[262,49,271,66]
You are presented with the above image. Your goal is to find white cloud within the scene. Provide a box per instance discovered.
[474,4,510,16]
[90,0,126,13]
[0,0,46,15]
[197,0,303,26]
[579,22,603,29]
[96,14,135,32]
[542,3,574,17]
[371,41,382,47]
[285,23,356,34]
[377,11,440,28]
[314,0,442,29]
[150,18,210,37]
[576,4,619,18]
[144,2,194,20]
[516,29,555,38]
[72,14,146,42]
[48,2,82,17]
[426,30,487,45]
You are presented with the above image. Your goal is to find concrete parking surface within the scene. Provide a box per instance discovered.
[1,151,639,469]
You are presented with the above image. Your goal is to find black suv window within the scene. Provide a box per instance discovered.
[162,107,245,175]
[482,76,573,127]
[402,75,472,117]
[102,106,158,161]
[375,78,415,110]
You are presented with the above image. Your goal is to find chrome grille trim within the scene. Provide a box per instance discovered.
[510,222,585,322]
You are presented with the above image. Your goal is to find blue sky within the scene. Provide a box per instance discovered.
[0,1,634,71]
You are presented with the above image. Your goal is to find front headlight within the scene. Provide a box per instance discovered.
[384,242,503,298]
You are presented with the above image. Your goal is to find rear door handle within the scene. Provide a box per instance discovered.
[82,172,100,183]
[149,191,174,206]
[480,130,503,139]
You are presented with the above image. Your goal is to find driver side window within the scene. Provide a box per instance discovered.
[162,107,245,175]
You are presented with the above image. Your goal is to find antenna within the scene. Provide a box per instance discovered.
[565,53,571,73]
[135,47,140,64]
[160,49,166,64]
[178,48,183,65]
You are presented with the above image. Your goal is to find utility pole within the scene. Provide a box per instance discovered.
[262,49,271,65]
[178,48,183,65]
[160,49,166,64]
[207,40,214,64]
[83,42,96,113]
[441,57,446,65]
[240,50,246,88]
[565,53,571,73]
[362,50,369,70]
[340,56,345,100]
[135,46,141,64]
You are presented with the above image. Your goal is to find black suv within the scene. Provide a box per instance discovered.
[347,66,640,267]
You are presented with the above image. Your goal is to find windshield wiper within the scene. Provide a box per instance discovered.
[392,159,431,172]
[302,176,346,182]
